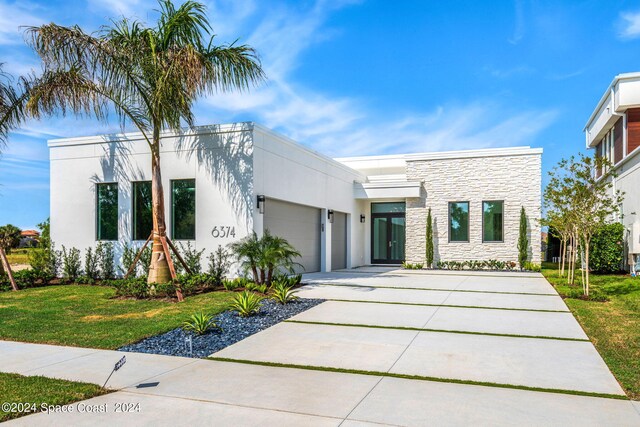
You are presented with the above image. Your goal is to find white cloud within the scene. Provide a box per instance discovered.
[0,1,45,45]
[199,0,556,158]
[508,0,526,44]
[618,11,640,40]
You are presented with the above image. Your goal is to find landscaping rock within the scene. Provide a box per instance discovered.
[118,298,324,358]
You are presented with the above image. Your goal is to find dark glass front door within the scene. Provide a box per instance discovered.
[371,203,406,264]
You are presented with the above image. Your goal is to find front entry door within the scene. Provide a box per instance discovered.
[371,202,406,264]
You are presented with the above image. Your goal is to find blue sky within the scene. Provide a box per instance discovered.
[1,0,640,229]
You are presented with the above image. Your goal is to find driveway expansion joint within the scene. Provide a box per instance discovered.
[284,320,591,342]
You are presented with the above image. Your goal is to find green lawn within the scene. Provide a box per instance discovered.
[541,262,640,400]
[0,372,107,422]
[0,285,236,349]
[5,248,32,265]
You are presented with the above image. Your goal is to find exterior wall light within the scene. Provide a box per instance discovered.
[360,214,366,223]
[257,195,265,214]
[328,209,334,223]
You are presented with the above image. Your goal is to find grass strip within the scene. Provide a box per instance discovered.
[395,271,542,279]
[206,357,628,401]
[284,319,590,342]
[0,372,109,422]
[320,298,570,313]
[313,282,556,297]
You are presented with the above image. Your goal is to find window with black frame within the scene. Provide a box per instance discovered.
[483,201,504,242]
[132,181,153,241]
[171,179,196,240]
[448,201,469,242]
[96,183,118,241]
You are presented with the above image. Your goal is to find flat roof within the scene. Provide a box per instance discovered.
[337,146,542,163]
[584,71,640,131]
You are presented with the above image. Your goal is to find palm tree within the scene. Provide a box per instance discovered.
[230,230,301,285]
[0,1,265,293]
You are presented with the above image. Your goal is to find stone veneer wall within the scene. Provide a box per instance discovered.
[405,153,542,264]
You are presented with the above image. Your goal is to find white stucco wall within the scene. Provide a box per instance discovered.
[49,122,368,274]
[49,124,255,272]
[252,125,367,269]
[404,148,542,264]
[614,149,640,261]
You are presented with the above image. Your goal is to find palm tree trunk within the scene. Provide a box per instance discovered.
[147,129,171,285]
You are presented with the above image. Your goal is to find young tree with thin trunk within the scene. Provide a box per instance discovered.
[425,208,434,269]
[544,154,623,295]
[0,1,265,291]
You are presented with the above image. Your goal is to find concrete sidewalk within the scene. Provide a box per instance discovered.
[4,269,640,425]
[3,343,640,426]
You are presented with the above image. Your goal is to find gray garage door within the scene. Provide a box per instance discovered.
[264,199,321,273]
[331,212,347,270]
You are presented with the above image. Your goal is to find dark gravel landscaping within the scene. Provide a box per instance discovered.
[118,298,324,358]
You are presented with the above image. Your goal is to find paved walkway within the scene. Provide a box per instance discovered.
[3,269,640,425]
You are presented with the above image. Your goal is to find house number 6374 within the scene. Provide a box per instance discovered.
[211,226,236,238]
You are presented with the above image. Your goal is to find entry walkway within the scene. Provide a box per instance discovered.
[3,269,640,425]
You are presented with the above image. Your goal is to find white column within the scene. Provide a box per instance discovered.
[346,213,352,269]
[321,208,332,272]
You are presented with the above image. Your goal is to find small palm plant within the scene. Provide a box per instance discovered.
[182,312,217,335]
[229,230,302,285]
[230,291,263,317]
[270,280,299,305]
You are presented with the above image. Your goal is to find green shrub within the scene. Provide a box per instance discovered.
[208,245,232,284]
[110,277,150,298]
[29,243,59,281]
[518,206,528,269]
[175,273,218,295]
[96,242,115,280]
[182,312,218,335]
[402,262,424,270]
[222,279,239,291]
[12,269,42,289]
[140,245,152,276]
[76,275,97,285]
[271,280,299,304]
[272,273,302,287]
[246,282,268,293]
[230,291,263,317]
[154,281,178,297]
[61,246,82,282]
[425,208,434,268]
[84,247,100,280]
[233,277,251,288]
[120,243,138,277]
[590,223,624,274]
[178,242,205,274]
[523,262,541,272]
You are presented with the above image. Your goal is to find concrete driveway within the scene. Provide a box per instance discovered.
[5,268,640,425]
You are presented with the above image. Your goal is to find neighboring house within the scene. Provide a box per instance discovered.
[48,122,542,273]
[18,230,40,248]
[584,72,640,273]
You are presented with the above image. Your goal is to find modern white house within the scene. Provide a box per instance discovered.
[48,122,542,273]
[584,72,640,273]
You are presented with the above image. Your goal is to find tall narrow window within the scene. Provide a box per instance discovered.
[171,179,196,240]
[448,202,469,242]
[483,201,504,242]
[96,183,118,241]
[132,181,153,241]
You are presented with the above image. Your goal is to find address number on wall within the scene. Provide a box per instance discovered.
[211,226,236,238]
